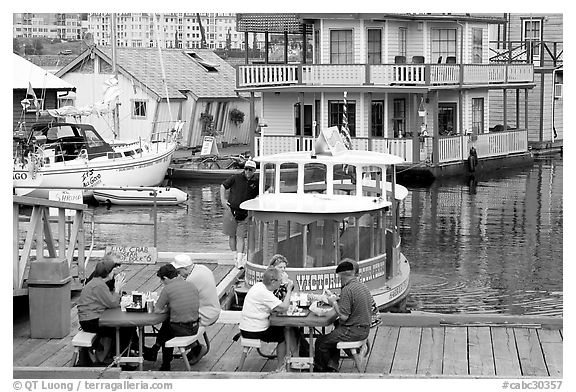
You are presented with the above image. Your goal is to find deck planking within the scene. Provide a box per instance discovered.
[13,259,562,378]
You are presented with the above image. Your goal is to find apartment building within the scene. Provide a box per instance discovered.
[13,13,85,40]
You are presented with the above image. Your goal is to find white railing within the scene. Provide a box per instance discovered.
[507,64,534,82]
[238,64,299,87]
[429,65,460,84]
[473,130,528,158]
[238,64,533,87]
[438,136,464,163]
[301,65,365,85]
[371,138,413,163]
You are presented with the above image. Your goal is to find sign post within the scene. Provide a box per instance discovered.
[106,245,158,264]
[200,136,219,156]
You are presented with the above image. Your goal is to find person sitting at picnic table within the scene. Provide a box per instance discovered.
[348,259,382,327]
[268,254,298,300]
[143,264,201,371]
[171,254,221,361]
[313,259,372,373]
[77,254,138,366]
[240,267,297,371]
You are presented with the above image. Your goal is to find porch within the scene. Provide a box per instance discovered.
[254,128,528,165]
[237,63,534,89]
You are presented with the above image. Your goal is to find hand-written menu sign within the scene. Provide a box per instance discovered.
[106,245,158,264]
[49,190,83,216]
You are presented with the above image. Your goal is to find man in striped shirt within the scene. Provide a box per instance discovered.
[143,264,201,371]
[313,259,372,373]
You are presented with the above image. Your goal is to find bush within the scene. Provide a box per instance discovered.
[229,108,245,126]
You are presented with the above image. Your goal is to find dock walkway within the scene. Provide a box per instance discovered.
[14,261,562,379]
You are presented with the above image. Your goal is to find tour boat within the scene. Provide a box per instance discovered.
[239,127,411,310]
[93,186,188,206]
[13,122,180,199]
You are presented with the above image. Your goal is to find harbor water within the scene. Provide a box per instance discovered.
[88,154,563,316]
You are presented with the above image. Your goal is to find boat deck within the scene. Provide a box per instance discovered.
[14,258,562,378]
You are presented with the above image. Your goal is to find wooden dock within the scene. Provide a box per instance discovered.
[14,262,562,379]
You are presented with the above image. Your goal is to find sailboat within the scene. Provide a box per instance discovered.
[13,14,182,199]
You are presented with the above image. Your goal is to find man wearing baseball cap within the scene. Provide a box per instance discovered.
[313,259,372,372]
[220,159,258,268]
[168,254,220,364]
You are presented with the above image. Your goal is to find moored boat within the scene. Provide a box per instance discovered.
[13,122,180,199]
[239,128,410,310]
[93,186,188,206]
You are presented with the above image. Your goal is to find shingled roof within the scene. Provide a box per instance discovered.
[58,46,238,100]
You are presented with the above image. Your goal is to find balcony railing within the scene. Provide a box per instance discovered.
[254,129,527,165]
[237,63,534,88]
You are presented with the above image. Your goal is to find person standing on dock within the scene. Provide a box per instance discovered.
[313,259,372,373]
[220,159,258,269]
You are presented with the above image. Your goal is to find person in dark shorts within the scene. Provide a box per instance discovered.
[220,159,258,268]
[240,268,294,371]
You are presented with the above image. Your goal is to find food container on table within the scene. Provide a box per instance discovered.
[309,300,333,316]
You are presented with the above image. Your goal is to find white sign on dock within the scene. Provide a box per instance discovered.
[106,245,158,264]
[48,190,83,216]
[200,136,219,156]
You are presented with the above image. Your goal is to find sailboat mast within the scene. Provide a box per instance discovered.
[111,13,120,138]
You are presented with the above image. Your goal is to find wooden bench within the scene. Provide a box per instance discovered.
[337,338,370,372]
[70,331,97,367]
[164,326,208,371]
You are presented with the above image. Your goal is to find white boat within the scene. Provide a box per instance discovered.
[93,186,188,205]
[239,127,411,310]
[13,122,179,199]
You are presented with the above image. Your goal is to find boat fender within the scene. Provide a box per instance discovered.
[467,147,478,172]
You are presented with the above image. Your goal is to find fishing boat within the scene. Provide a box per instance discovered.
[13,122,180,199]
[239,127,410,310]
[93,186,188,206]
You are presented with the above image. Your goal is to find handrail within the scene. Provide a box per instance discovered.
[14,185,160,247]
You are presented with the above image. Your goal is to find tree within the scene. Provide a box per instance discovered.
[31,38,44,55]
[196,13,207,49]
[225,28,232,51]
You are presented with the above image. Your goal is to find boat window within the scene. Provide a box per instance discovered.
[303,163,327,194]
[135,148,143,154]
[124,150,135,157]
[278,162,298,193]
[332,164,357,195]
[361,166,384,197]
[84,129,106,148]
[108,152,123,159]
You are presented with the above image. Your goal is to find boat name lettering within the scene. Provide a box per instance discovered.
[13,172,28,180]
[296,273,340,291]
[82,169,102,188]
[389,280,408,300]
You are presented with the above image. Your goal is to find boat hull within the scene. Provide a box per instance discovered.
[93,186,188,205]
[14,143,176,199]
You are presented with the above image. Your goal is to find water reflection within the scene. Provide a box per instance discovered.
[88,155,562,316]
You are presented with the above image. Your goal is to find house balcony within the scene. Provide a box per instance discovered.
[236,63,534,89]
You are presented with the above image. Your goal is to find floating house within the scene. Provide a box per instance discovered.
[487,13,563,151]
[234,13,536,179]
[56,47,258,148]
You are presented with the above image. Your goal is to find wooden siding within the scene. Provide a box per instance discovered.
[261,92,300,136]
[507,14,563,42]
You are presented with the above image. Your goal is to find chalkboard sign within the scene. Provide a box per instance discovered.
[106,245,158,264]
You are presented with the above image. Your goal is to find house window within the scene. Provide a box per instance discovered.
[330,30,353,64]
[398,28,407,58]
[392,99,405,138]
[371,100,384,137]
[438,102,457,136]
[367,29,382,64]
[328,100,356,137]
[132,100,147,118]
[431,29,457,62]
[472,98,484,134]
[472,28,483,64]
[522,18,543,62]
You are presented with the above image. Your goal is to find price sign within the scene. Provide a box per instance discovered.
[106,245,158,264]
[49,190,83,216]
